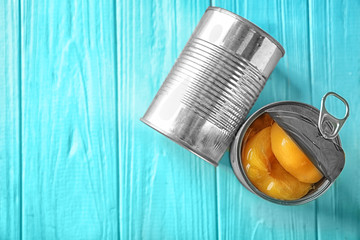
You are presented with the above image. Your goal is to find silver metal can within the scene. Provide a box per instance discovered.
[141,7,285,165]
[230,93,349,205]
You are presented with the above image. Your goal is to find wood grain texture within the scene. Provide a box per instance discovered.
[1,0,360,239]
[0,0,21,239]
[118,0,218,239]
[20,0,119,239]
[309,0,360,239]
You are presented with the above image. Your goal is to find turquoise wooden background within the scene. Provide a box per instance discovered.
[1,0,359,239]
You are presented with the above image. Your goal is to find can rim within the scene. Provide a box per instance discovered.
[230,101,339,205]
[207,7,285,56]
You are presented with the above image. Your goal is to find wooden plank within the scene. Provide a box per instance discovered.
[0,0,21,239]
[118,0,218,239]
[20,0,119,238]
[309,0,360,239]
[212,0,318,239]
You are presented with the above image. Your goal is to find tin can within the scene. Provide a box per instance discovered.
[141,7,285,165]
[230,93,349,205]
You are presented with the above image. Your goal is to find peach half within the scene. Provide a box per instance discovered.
[242,127,312,200]
[270,122,323,184]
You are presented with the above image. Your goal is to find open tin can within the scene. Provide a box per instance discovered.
[141,7,350,204]
[230,92,349,205]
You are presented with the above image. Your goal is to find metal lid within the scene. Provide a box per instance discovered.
[267,92,349,182]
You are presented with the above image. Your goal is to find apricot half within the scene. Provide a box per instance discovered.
[243,113,274,142]
[242,127,312,200]
[270,122,323,183]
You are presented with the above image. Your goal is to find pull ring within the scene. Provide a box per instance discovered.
[318,92,349,139]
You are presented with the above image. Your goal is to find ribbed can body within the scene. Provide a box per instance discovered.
[141,7,285,165]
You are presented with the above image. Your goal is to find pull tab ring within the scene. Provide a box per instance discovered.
[318,92,349,139]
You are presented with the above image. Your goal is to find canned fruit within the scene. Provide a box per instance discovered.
[232,99,347,204]
[242,127,312,200]
[271,122,323,183]
[243,113,274,141]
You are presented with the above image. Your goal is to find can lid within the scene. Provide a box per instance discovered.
[267,92,349,182]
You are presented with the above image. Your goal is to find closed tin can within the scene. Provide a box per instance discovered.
[230,93,349,205]
[141,7,285,165]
